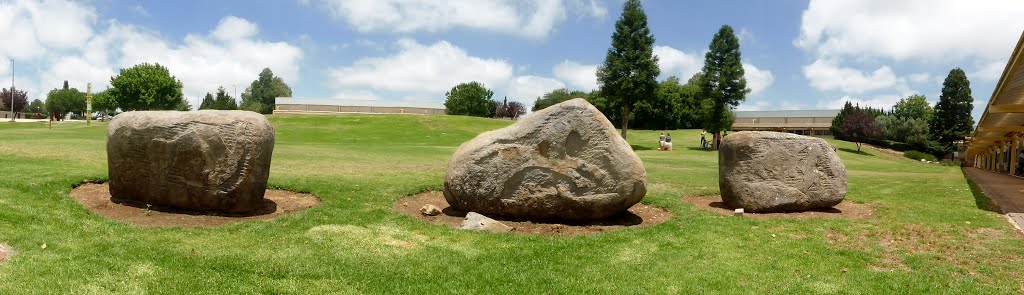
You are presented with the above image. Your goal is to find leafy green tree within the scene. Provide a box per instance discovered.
[199,93,215,110]
[213,86,238,110]
[109,63,184,111]
[91,90,115,119]
[596,0,659,139]
[893,94,933,121]
[177,98,193,111]
[45,87,86,121]
[27,99,45,114]
[700,25,749,137]
[533,88,588,111]
[444,81,494,117]
[876,115,930,146]
[632,75,701,130]
[841,109,881,152]
[930,68,974,152]
[240,68,292,114]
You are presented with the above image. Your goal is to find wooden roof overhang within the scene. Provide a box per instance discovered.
[967,30,1024,155]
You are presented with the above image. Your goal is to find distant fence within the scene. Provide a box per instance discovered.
[273,97,446,115]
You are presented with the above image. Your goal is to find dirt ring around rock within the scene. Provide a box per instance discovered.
[70,183,321,228]
[395,191,672,236]
[681,195,874,220]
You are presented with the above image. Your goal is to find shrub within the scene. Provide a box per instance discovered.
[904,150,938,162]
[940,160,962,167]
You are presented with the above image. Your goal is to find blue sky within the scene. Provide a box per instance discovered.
[1,0,1023,121]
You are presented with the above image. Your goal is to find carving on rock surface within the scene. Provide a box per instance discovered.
[106,111,275,213]
[444,98,646,220]
[719,131,847,212]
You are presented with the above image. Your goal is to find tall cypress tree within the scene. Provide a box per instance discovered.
[596,0,659,140]
[700,25,749,138]
[199,92,215,110]
[930,68,974,152]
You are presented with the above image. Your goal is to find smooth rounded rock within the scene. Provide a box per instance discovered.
[444,98,647,220]
[107,110,274,213]
[718,131,847,212]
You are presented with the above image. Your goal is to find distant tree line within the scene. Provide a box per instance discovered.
[442,81,525,119]
[37,63,291,120]
[831,68,974,157]
[444,0,748,142]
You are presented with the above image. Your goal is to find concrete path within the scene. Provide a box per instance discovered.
[963,167,1024,230]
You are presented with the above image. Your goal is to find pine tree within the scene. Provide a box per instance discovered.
[596,0,659,139]
[199,93,215,110]
[213,86,238,110]
[930,68,974,153]
[831,101,855,140]
[700,25,749,138]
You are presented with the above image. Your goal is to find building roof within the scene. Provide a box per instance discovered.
[734,109,841,118]
[276,97,445,109]
[968,29,1024,155]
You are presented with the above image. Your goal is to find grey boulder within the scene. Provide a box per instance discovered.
[718,131,846,212]
[444,98,647,220]
[107,110,275,213]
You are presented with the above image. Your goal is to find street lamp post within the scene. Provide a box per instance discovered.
[231,84,237,105]
[9,58,13,122]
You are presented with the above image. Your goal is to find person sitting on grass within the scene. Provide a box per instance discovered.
[660,133,673,151]
[659,132,666,149]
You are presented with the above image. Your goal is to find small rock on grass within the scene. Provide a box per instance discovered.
[0,244,11,262]
[420,204,441,216]
[460,212,513,233]
[734,208,744,216]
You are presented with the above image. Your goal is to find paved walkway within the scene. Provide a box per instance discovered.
[963,167,1024,230]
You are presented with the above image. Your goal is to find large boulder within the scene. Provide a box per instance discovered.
[444,98,646,220]
[718,131,846,212]
[107,110,275,213]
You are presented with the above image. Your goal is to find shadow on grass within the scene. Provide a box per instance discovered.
[838,147,874,156]
[631,144,654,151]
[962,169,1001,213]
[685,147,717,152]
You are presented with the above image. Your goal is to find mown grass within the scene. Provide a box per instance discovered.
[0,115,1023,294]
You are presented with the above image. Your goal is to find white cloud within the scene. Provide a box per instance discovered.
[327,39,513,96]
[803,59,897,94]
[742,63,774,95]
[569,0,607,19]
[796,0,1024,62]
[0,0,97,59]
[505,75,566,106]
[0,9,304,108]
[212,16,259,41]
[969,61,1006,82]
[132,4,150,17]
[653,45,702,81]
[88,17,302,106]
[908,72,931,84]
[310,0,606,39]
[552,60,597,91]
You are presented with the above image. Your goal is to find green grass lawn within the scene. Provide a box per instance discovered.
[1,115,1023,294]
